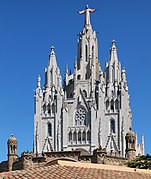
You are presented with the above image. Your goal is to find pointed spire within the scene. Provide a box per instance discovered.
[65,64,68,74]
[74,58,77,69]
[109,39,118,62]
[121,68,127,82]
[50,46,55,55]
[37,74,41,88]
[141,134,145,155]
[141,134,144,144]
[135,132,138,146]
[111,39,116,49]
[65,64,68,86]
[48,45,57,67]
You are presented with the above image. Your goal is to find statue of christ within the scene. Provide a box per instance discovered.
[78,5,96,27]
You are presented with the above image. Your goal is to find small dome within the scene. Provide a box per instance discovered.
[8,134,17,142]
[126,127,135,137]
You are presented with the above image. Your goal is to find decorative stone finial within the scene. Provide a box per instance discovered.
[122,68,126,82]
[111,39,116,49]
[51,46,55,50]
[50,46,55,55]
[111,39,116,43]
[37,74,41,88]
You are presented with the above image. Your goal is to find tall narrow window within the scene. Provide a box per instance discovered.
[69,131,72,142]
[78,131,81,142]
[52,103,55,113]
[111,119,115,133]
[43,104,46,113]
[83,90,87,98]
[73,131,76,142]
[87,130,91,142]
[10,146,14,154]
[111,99,114,110]
[82,131,86,142]
[106,100,109,110]
[85,45,88,62]
[48,123,52,137]
[92,45,94,59]
[115,99,118,109]
[47,104,51,114]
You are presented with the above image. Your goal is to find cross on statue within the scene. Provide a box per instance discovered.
[78,5,96,27]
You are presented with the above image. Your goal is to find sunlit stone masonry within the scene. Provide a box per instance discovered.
[34,5,144,158]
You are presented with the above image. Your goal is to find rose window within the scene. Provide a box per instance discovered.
[76,107,86,125]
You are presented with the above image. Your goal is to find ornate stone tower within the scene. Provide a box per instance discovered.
[34,5,144,157]
[103,39,132,157]
[63,5,102,153]
[125,127,136,160]
[34,46,63,155]
[7,134,18,171]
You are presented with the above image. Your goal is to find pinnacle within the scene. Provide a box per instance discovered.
[51,45,55,50]
[50,45,55,55]
[111,39,116,43]
[111,39,116,49]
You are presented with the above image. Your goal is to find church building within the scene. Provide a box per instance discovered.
[34,5,144,158]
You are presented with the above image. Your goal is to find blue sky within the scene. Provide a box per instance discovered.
[0,0,151,161]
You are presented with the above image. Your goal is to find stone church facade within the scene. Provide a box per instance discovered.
[34,5,144,158]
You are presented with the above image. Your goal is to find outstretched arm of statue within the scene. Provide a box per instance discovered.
[89,9,96,13]
[78,10,86,14]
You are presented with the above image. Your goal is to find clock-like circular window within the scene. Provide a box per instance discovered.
[75,107,86,125]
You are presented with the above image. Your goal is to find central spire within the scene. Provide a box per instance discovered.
[78,5,96,29]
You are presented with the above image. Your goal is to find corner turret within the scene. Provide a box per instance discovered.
[7,134,18,171]
[125,128,136,160]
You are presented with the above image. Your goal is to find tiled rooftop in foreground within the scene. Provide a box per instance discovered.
[0,161,151,179]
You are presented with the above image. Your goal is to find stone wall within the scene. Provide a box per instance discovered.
[0,150,129,172]
[92,148,128,166]
[0,161,8,172]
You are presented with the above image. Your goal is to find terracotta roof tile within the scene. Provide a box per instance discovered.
[0,164,151,179]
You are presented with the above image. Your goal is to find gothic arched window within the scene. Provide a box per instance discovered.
[78,131,81,142]
[82,131,86,142]
[83,90,87,98]
[85,45,88,62]
[48,123,52,137]
[73,131,77,142]
[106,100,109,110]
[77,75,81,80]
[52,103,55,113]
[10,145,14,154]
[115,99,118,109]
[43,104,46,114]
[47,104,51,114]
[75,107,86,126]
[111,99,114,110]
[69,131,72,142]
[87,130,91,142]
[110,119,115,133]
[92,45,94,59]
